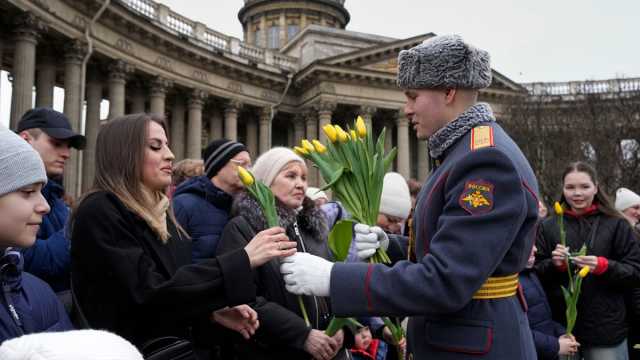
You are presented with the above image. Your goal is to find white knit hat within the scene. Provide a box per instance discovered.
[0,330,143,360]
[0,125,47,197]
[615,187,640,212]
[306,187,328,201]
[379,172,411,220]
[251,147,306,187]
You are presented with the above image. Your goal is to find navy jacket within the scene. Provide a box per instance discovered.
[520,269,565,360]
[173,176,233,262]
[0,250,73,343]
[331,116,539,359]
[21,180,71,292]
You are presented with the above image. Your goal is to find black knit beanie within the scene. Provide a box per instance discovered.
[203,139,247,178]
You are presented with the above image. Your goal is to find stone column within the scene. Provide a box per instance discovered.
[395,109,411,179]
[305,110,318,186]
[107,60,132,120]
[35,50,56,108]
[129,84,146,114]
[208,107,223,142]
[224,100,242,141]
[359,105,376,130]
[279,12,287,47]
[315,101,336,144]
[10,13,46,129]
[149,76,172,116]
[259,106,272,154]
[62,40,85,196]
[82,67,102,192]
[417,140,430,182]
[170,96,186,160]
[384,119,393,154]
[259,16,267,48]
[293,113,305,146]
[186,90,207,159]
[246,116,258,157]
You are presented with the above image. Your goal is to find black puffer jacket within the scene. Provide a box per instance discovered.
[218,193,348,360]
[535,205,640,347]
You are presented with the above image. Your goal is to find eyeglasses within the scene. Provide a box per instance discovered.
[229,159,251,168]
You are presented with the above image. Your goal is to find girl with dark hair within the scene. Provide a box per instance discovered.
[536,161,640,360]
[70,114,297,353]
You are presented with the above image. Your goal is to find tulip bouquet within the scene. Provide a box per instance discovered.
[237,166,311,326]
[554,202,589,336]
[294,116,397,264]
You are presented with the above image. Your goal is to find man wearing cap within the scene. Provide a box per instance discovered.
[17,107,86,292]
[280,35,539,359]
[173,139,252,262]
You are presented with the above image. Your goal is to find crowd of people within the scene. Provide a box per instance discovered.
[0,34,639,360]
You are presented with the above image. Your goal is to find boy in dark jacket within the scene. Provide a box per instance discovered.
[17,108,86,292]
[521,245,579,359]
[0,125,73,342]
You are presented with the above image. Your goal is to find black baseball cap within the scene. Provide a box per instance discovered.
[17,107,86,149]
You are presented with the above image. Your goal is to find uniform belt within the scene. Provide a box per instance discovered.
[472,274,519,300]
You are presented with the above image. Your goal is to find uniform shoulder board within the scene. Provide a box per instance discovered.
[470,126,495,151]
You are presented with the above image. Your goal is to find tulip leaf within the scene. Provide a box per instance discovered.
[328,219,355,262]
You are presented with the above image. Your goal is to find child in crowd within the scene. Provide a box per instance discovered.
[350,326,388,360]
[0,125,73,342]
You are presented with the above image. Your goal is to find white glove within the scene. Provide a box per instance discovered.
[280,253,333,297]
[354,224,389,261]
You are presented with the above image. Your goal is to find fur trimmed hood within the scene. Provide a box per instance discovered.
[232,192,329,245]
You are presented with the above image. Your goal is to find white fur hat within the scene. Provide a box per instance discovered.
[306,187,328,201]
[379,172,411,220]
[251,147,306,187]
[615,187,640,212]
[397,34,492,90]
[0,330,143,360]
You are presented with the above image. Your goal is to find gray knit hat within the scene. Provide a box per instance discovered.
[0,125,47,197]
[397,34,492,90]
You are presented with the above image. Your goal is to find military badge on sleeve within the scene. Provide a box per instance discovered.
[459,180,494,215]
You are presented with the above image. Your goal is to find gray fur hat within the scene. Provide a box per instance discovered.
[0,125,47,197]
[397,34,492,90]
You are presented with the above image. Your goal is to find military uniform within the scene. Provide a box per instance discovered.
[330,114,539,359]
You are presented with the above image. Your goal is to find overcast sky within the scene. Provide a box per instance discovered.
[156,0,639,83]
[2,0,638,127]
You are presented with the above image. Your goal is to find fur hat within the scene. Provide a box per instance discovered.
[397,34,492,90]
[0,330,143,360]
[379,172,411,220]
[0,125,47,197]
[615,187,640,212]
[251,147,305,187]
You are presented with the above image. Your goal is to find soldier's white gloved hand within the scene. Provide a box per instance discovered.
[354,224,389,261]
[280,253,333,297]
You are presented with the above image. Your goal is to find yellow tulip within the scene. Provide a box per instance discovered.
[554,201,564,216]
[578,266,590,278]
[301,139,315,153]
[294,146,309,156]
[355,116,367,138]
[350,130,357,140]
[312,140,327,153]
[322,124,338,143]
[237,166,254,186]
[334,125,349,143]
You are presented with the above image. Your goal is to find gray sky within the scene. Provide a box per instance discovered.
[156,0,639,83]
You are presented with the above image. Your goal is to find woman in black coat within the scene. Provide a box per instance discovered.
[536,161,640,360]
[70,114,296,352]
[218,147,348,360]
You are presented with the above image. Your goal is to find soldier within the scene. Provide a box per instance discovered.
[280,34,540,359]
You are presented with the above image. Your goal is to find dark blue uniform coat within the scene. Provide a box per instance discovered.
[330,120,539,359]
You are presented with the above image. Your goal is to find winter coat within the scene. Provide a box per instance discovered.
[70,191,256,348]
[21,180,71,292]
[0,250,73,343]
[218,193,341,359]
[172,176,234,262]
[520,269,565,360]
[535,205,640,347]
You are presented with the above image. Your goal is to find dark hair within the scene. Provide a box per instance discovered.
[559,161,621,219]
